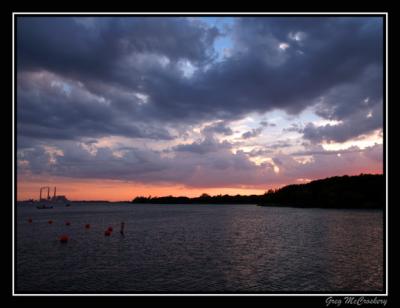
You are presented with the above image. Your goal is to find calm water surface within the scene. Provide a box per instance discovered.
[16,203,384,293]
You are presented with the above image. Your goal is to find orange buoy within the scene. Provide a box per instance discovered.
[65,221,71,226]
[59,235,69,243]
[48,220,53,224]
[85,224,90,229]
[107,226,113,232]
[28,218,32,223]
[104,230,111,236]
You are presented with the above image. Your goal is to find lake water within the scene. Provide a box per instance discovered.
[15,203,384,293]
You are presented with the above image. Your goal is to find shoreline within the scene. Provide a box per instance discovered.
[16,200,384,210]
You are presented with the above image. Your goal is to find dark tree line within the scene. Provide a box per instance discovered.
[131,174,385,209]
[132,193,262,204]
[259,174,384,209]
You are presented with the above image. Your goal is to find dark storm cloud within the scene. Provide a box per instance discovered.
[202,121,233,136]
[242,127,263,139]
[173,136,231,154]
[18,17,219,77]
[184,16,383,118]
[260,120,275,127]
[17,16,383,146]
[17,71,174,144]
[301,100,383,143]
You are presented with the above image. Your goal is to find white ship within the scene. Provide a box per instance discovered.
[37,186,70,209]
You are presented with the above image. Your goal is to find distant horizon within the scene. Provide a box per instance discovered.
[17,172,383,202]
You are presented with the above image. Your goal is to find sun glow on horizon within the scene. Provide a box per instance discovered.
[17,177,273,202]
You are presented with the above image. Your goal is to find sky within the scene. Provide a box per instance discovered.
[16,16,384,201]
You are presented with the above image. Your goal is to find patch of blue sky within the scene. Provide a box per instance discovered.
[199,17,235,62]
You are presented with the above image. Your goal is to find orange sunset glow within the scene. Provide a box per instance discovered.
[17,178,271,201]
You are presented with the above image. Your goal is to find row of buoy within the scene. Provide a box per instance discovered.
[27,218,124,243]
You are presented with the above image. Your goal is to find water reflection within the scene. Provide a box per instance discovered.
[16,203,383,293]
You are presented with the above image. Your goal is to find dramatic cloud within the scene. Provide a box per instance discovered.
[18,17,219,77]
[17,17,383,140]
[202,121,233,136]
[18,139,383,189]
[173,136,231,154]
[16,16,384,198]
[242,127,263,139]
[17,71,175,143]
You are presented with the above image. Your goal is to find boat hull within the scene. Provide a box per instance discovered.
[36,205,53,209]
